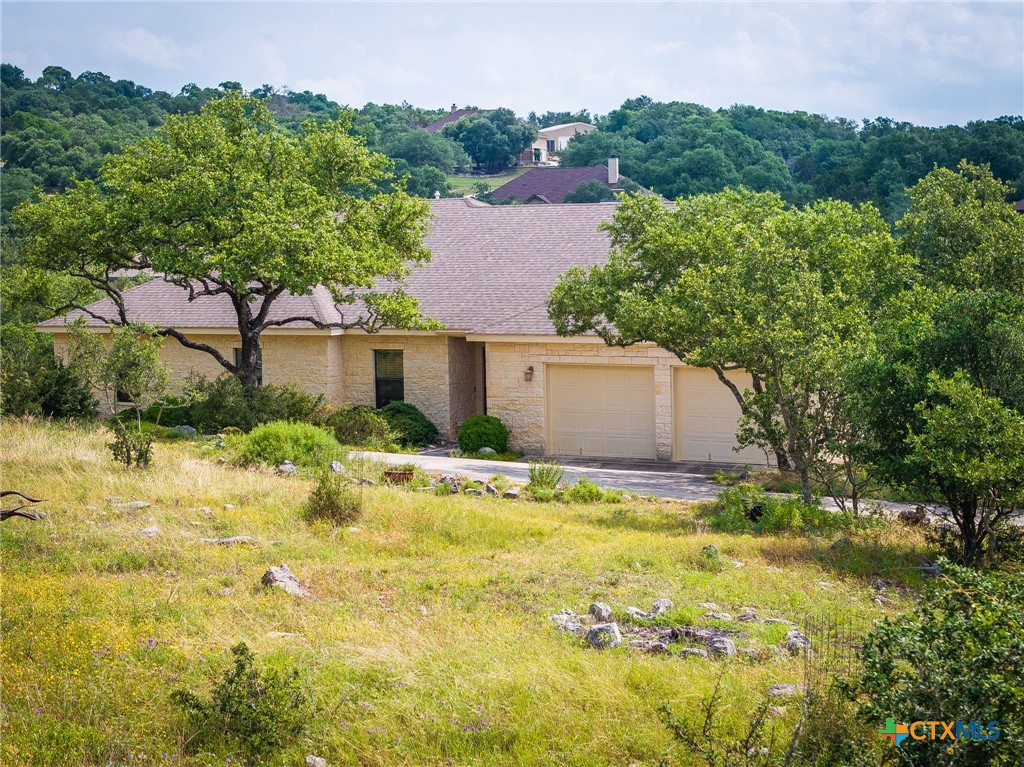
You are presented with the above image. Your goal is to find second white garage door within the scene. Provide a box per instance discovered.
[547,364,656,459]
[673,367,770,465]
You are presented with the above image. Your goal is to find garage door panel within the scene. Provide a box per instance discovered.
[674,367,769,465]
[548,365,656,459]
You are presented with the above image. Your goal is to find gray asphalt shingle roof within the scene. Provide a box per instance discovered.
[39,199,617,337]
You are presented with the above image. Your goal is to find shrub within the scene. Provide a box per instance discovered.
[528,460,564,490]
[380,401,438,447]
[458,414,509,453]
[710,483,853,535]
[236,421,343,468]
[181,374,332,433]
[529,487,558,503]
[304,470,361,525]
[696,545,726,573]
[171,642,309,762]
[847,563,1024,763]
[567,476,604,504]
[0,325,97,418]
[330,405,398,447]
[108,427,153,468]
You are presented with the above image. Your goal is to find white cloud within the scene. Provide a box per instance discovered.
[102,27,199,71]
[291,75,365,106]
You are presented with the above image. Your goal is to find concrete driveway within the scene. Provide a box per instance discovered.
[351,451,723,501]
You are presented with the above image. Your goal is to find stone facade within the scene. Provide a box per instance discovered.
[447,337,485,438]
[483,339,679,459]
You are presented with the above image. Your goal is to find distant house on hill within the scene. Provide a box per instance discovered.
[490,158,640,204]
[1014,199,1024,214]
[424,106,478,133]
[520,121,597,165]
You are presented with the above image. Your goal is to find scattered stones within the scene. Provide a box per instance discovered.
[737,608,759,622]
[874,595,893,606]
[589,602,613,622]
[418,605,429,617]
[485,484,499,496]
[439,476,461,493]
[478,447,497,456]
[764,618,796,626]
[550,610,584,635]
[831,536,853,552]
[217,457,227,464]
[766,683,804,698]
[329,461,346,473]
[278,461,298,475]
[871,577,887,592]
[649,598,674,616]
[306,756,328,767]
[116,500,150,510]
[586,622,623,649]
[223,504,235,510]
[503,487,520,499]
[698,602,720,610]
[679,648,710,660]
[200,536,255,545]
[465,488,484,496]
[260,563,308,597]
[898,505,928,526]
[139,526,160,538]
[629,639,670,654]
[709,637,737,657]
[170,425,198,439]
[704,612,734,622]
[784,629,812,656]
[358,478,375,486]
[732,561,745,568]
[626,606,649,619]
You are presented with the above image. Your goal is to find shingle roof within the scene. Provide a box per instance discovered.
[490,165,629,204]
[424,108,477,133]
[1014,199,1024,213]
[39,199,618,337]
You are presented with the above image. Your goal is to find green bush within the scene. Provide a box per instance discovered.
[236,421,343,468]
[108,427,153,468]
[528,460,564,489]
[330,405,398,447]
[710,483,852,535]
[0,327,97,418]
[304,470,361,525]
[176,374,332,433]
[567,476,604,504]
[457,414,509,453]
[171,642,309,762]
[529,487,558,503]
[380,401,438,447]
[847,563,1024,764]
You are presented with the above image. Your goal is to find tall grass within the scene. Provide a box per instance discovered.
[0,418,929,766]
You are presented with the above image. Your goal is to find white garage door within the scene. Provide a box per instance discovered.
[673,367,769,465]
[547,365,656,459]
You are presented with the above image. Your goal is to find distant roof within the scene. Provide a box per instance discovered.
[39,199,620,337]
[538,122,595,134]
[490,165,635,205]
[1014,199,1024,213]
[424,108,477,133]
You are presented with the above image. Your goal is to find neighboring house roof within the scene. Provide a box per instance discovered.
[490,165,631,204]
[39,199,618,337]
[424,108,477,133]
[538,121,594,134]
[1014,199,1024,213]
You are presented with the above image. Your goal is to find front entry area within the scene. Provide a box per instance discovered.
[546,364,656,459]
[673,367,770,465]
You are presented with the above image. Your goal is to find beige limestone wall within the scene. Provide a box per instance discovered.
[339,334,452,439]
[447,337,485,437]
[484,340,678,459]
[261,335,342,402]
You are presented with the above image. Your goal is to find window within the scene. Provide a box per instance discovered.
[234,347,263,386]
[374,349,404,408]
[546,139,555,153]
[533,147,541,163]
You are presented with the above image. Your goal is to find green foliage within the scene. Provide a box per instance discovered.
[380,401,439,447]
[527,487,560,503]
[171,642,310,762]
[710,483,857,535]
[848,564,1024,765]
[527,460,564,490]
[0,325,96,418]
[235,421,343,468]
[566,476,604,504]
[330,404,398,448]
[563,180,615,203]
[457,414,509,453]
[549,188,907,502]
[304,470,361,526]
[696,545,726,573]
[107,426,153,469]
[176,374,332,433]
[442,109,536,172]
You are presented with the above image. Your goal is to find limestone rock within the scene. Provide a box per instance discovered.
[478,447,497,456]
[200,536,254,545]
[784,629,812,655]
[629,639,670,655]
[586,622,622,650]
[550,610,584,635]
[306,756,328,767]
[465,487,484,496]
[329,461,346,473]
[709,638,737,657]
[139,526,160,538]
[358,477,376,486]
[649,598,674,616]
[704,611,734,622]
[625,606,649,620]
[503,487,520,499]
[589,602,613,622]
[679,647,711,660]
[117,500,150,510]
[767,683,804,698]
[277,461,297,475]
[737,608,759,622]
[261,563,308,597]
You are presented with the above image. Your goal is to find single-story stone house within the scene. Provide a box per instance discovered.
[38,198,767,465]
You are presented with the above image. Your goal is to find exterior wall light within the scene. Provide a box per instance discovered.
[524,365,535,382]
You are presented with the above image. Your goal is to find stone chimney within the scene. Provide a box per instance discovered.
[608,155,619,185]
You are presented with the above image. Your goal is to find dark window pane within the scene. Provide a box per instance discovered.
[375,349,404,408]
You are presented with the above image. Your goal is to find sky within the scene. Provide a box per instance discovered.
[2,1,1022,126]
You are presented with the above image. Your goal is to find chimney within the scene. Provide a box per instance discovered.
[608,155,619,185]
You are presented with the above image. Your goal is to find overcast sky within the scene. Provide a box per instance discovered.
[3,1,1022,126]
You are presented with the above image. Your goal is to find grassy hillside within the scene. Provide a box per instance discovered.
[0,419,928,766]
